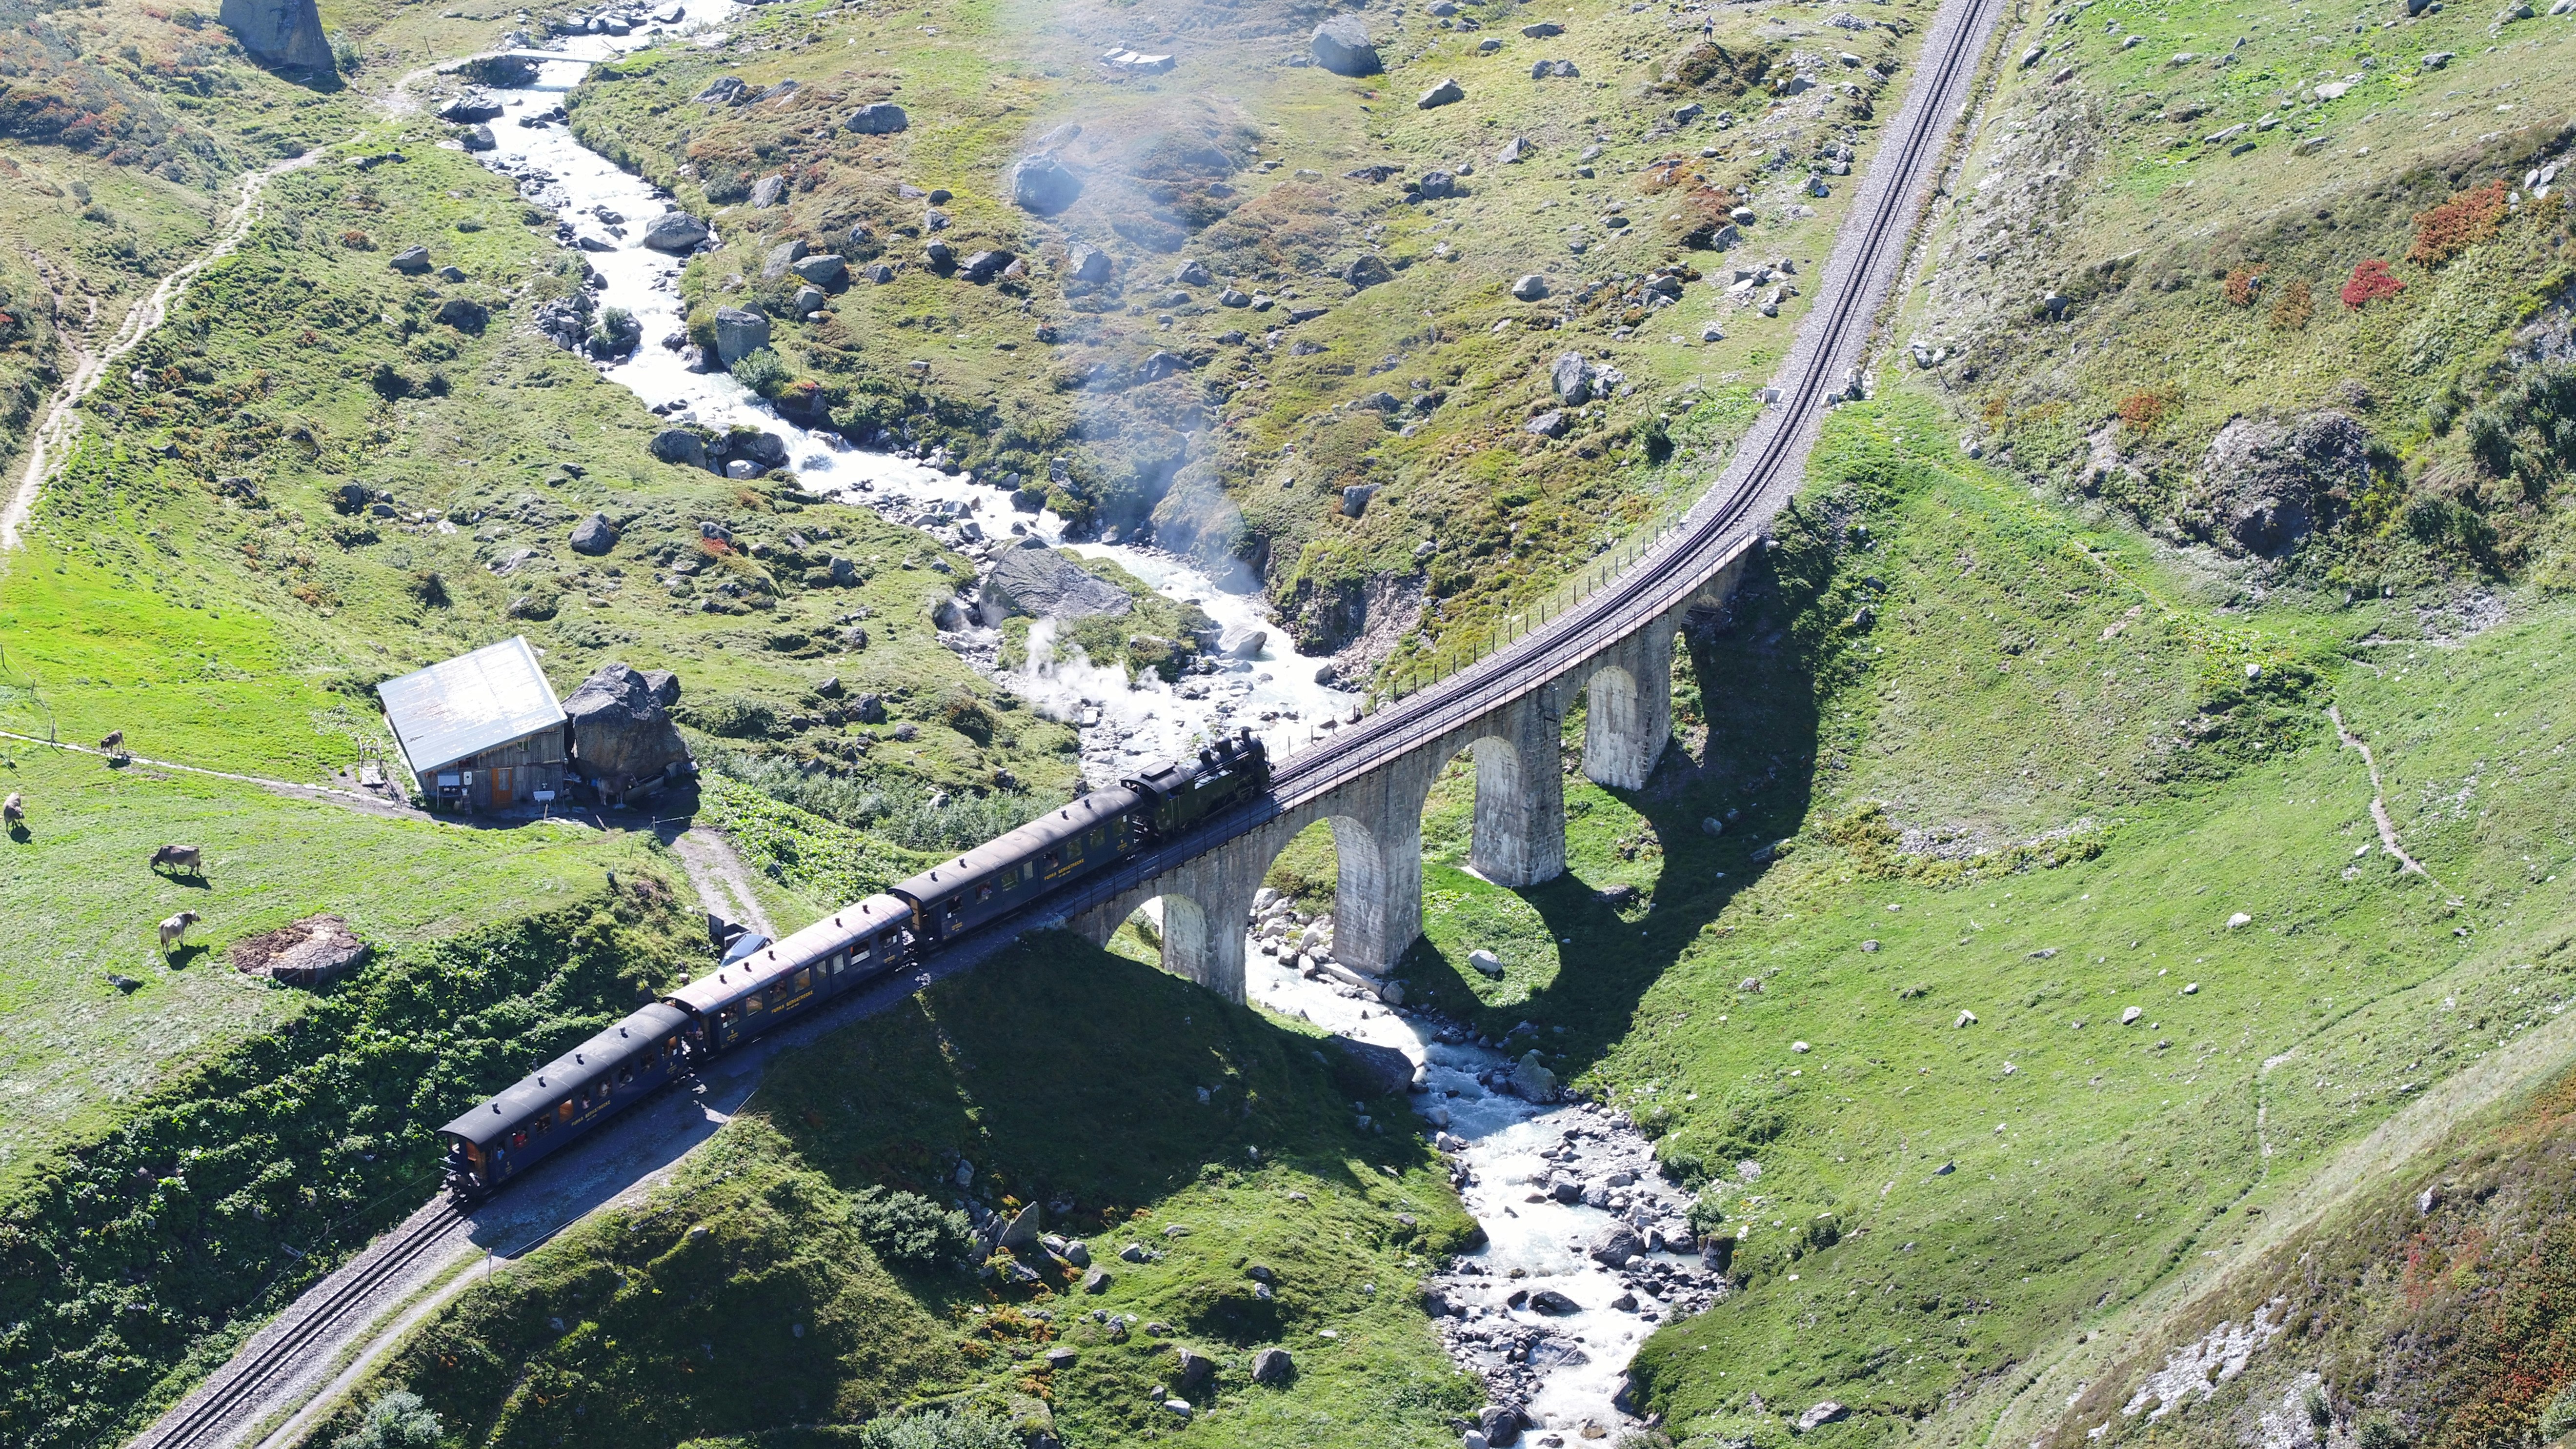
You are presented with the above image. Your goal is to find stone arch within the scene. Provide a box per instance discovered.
[1149,892,1217,990]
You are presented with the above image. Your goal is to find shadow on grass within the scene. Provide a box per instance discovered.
[1400,544,1831,1082]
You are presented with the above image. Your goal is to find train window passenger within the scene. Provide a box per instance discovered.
[510,1130,528,1150]
[853,941,870,962]
[1043,850,1060,871]
[532,1114,552,1136]
[793,969,811,992]
[617,1066,634,1086]
[977,884,993,903]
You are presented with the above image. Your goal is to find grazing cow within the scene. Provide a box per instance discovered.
[158,910,201,953]
[100,729,125,754]
[151,844,204,877]
[2,792,21,826]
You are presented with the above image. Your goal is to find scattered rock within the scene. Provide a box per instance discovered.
[1497,136,1533,164]
[388,245,433,275]
[1549,351,1595,403]
[791,253,847,286]
[432,297,487,332]
[569,512,619,555]
[1796,1402,1852,1433]
[1251,1347,1294,1385]
[643,211,710,252]
[1418,77,1466,108]
[1527,1288,1580,1314]
[1084,1267,1113,1293]
[1468,948,1506,976]
[1511,274,1550,301]
[846,101,910,133]
[1310,15,1383,75]
[1524,410,1568,438]
[459,123,497,152]
[713,305,771,366]
[1012,154,1084,214]
[750,174,787,208]
[1510,1050,1558,1102]
[1522,20,1564,36]
[1345,253,1394,289]
[1587,1222,1644,1266]
[435,90,503,123]
[652,428,713,472]
[1530,58,1581,78]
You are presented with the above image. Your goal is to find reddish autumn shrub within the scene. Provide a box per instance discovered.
[2116,391,2172,433]
[2407,178,2509,268]
[338,230,373,250]
[2222,268,2266,307]
[2340,259,2406,310]
[2269,279,2315,331]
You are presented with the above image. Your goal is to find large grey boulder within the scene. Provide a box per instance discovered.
[436,91,504,123]
[761,239,809,280]
[1012,154,1084,214]
[1511,274,1550,301]
[1417,77,1465,108]
[564,663,692,800]
[1509,1049,1559,1102]
[221,0,334,68]
[643,211,711,252]
[1550,351,1595,403]
[750,174,787,208]
[1069,246,1114,283]
[791,253,847,286]
[1310,16,1382,75]
[713,306,771,366]
[979,548,1133,624]
[459,123,497,152]
[388,246,433,276]
[1586,1222,1644,1266]
[2199,411,2368,557]
[569,512,619,556]
[1344,253,1394,289]
[846,101,909,133]
[1250,1348,1294,1385]
[651,428,713,472]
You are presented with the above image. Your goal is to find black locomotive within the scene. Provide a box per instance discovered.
[436,729,1270,1200]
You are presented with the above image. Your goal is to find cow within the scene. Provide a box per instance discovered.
[158,910,201,954]
[100,729,125,754]
[151,844,204,878]
[2,792,21,827]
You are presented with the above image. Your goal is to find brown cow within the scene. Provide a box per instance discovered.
[151,844,203,877]
[158,910,201,953]
[100,729,124,754]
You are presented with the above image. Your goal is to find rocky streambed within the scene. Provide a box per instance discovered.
[1248,893,1729,1444]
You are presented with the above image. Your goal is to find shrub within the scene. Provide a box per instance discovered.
[939,687,997,744]
[335,1391,439,1449]
[2115,391,2171,434]
[2268,278,2315,331]
[2406,179,2509,268]
[2340,259,2406,311]
[851,1409,1020,1449]
[339,230,372,250]
[848,1187,974,1269]
[687,692,778,738]
[2537,1382,2576,1443]
[730,345,791,395]
[2221,268,2265,307]
[2355,1414,2405,1449]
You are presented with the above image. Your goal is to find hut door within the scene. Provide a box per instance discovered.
[490,766,515,805]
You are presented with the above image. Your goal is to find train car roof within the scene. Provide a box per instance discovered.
[889,788,1138,906]
[665,894,912,1017]
[439,1001,693,1147]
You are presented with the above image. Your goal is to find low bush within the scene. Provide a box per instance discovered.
[846,1187,972,1269]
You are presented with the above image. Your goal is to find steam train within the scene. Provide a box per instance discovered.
[436,730,1270,1201]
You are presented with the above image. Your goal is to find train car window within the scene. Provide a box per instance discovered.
[1090,828,1105,846]
[559,1099,575,1122]
[533,1113,553,1136]
[746,991,766,1013]
[719,1006,738,1025]
[510,1130,528,1150]
[793,969,811,992]
[1043,850,1060,871]
[617,1067,634,1086]
[853,941,871,963]
[976,884,993,902]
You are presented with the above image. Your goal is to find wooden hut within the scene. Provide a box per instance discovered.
[377,636,569,813]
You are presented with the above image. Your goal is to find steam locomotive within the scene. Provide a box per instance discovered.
[436,729,1271,1201]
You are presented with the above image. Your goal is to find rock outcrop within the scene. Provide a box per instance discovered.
[1310,16,1382,75]
[221,0,334,70]
[978,547,1133,624]
[2196,411,2370,557]
[642,211,711,253]
[564,663,692,803]
[1012,154,1083,214]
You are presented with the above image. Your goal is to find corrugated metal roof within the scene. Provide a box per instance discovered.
[377,636,566,775]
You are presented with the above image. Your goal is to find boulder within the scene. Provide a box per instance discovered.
[1344,253,1394,289]
[979,547,1133,623]
[1550,351,1595,403]
[1069,246,1113,283]
[791,283,826,315]
[1000,1202,1043,1250]
[432,297,488,332]
[854,693,887,724]
[1511,273,1550,301]
[1418,77,1466,108]
[1012,154,1084,214]
[1250,1348,1294,1385]
[1797,1403,1852,1433]
[1083,1267,1113,1293]
[1172,1346,1216,1393]
[1480,1406,1525,1447]
[459,123,497,152]
[750,174,787,208]
[569,512,619,556]
[960,249,1014,282]
[1509,1050,1558,1102]
[713,305,771,366]
[389,246,433,275]
[643,211,711,252]
[761,239,809,280]
[1527,1288,1579,1314]
[221,0,334,69]
[651,428,713,472]
[846,101,910,133]
[723,430,790,470]
[1531,58,1580,78]
[1586,1222,1644,1266]
[435,90,503,123]
[564,663,692,800]
[1324,1034,1413,1097]
[1342,483,1375,518]
[1525,410,1568,438]
[1417,169,1457,199]
[1175,258,1214,287]
[2198,411,2369,557]
[642,670,681,708]
[1496,135,1532,164]
[1468,947,1505,976]
[791,253,847,286]
[1310,15,1383,74]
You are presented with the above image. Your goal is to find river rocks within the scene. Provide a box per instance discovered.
[1345,253,1394,289]
[1511,274,1550,301]
[1510,1050,1559,1102]
[569,512,620,556]
[1310,15,1383,74]
[713,305,771,366]
[1526,1288,1579,1314]
[643,211,711,252]
[2195,411,2369,557]
[979,547,1134,623]
[1587,1222,1643,1266]
[435,90,503,123]
[846,101,910,133]
[750,174,787,208]
[221,0,334,68]
[564,663,692,801]
[1481,1406,1526,1446]
[459,123,497,152]
[1250,1348,1295,1385]
[1012,154,1083,214]
[651,428,712,471]
[1325,1034,1414,1097]
[1418,77,1466,108]
[792,253,847,286]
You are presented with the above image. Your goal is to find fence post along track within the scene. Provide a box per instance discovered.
[1045,0,2014,1002]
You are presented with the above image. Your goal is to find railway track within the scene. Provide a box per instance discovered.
[127,1203,469,1449]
